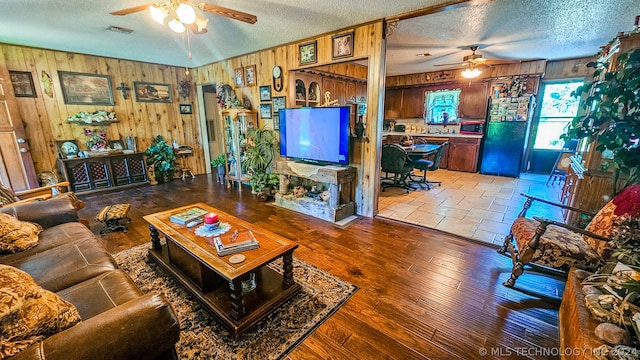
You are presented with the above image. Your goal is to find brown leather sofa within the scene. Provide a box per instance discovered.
[0,198,180,360]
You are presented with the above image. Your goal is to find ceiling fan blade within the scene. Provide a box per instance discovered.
[198,3,257,24]
[110,3,153,16]
[433,62,465,67]
[482,59,522,65]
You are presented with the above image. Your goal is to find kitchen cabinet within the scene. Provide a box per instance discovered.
[222,109,256,190]
[346,81,367,104]
[58,152,148,194]
[292,73,322,107]
[447,137,480,172]
[384,87,425,119]
[458,82,488,119]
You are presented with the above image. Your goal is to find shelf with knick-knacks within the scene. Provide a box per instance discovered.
[66,110,119,125]
[292,73,321,107]
[221,108,256,191]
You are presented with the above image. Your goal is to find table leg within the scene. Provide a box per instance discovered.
[229,278,245,320]
[149,225,161,250]
[282,250,295,289]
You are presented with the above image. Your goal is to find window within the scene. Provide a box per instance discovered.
[532,81,583,150]
[424,89,461,124]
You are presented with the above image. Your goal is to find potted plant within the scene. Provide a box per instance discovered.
[145,135,176,183]
[564,48,640,195]
[211,153,226,184]
[243,127,278,196]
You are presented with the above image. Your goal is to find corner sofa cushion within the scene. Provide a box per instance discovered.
[0,184,18,207]
[0,264,81,359]
[0,213,42,254]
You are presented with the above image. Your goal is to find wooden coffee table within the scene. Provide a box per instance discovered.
[143,203,301,338]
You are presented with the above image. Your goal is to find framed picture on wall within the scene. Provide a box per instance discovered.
[332,31,354,60]
[234,67,244,87]
[273,114,280,130]
[179,104,193,114]
[260,103,272,119]
[58,71,114,105]
[133,82,172,103]
[299,41,317,65]
[259,85,272,101]
[272,96,286,116]
[245,65,257,87]
[108,140,125,150]
[9,71,36,97]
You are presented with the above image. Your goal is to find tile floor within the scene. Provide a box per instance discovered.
[377,169,564,247]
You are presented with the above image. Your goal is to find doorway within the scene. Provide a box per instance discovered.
[524,79,583,173]
[198,84,224,173]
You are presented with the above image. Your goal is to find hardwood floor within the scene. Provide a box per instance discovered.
[79,175,563,360]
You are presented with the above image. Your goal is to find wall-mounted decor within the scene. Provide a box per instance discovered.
[55,140,79,159]
[245,65,257,87]
[332,31,354,60]
[259,85,272,101]
[58,71,114,105]
[9,71,36,97]
[178,79,191,100]
[272,96,286,115]
[41,71,53,98]
[116,82,131,99]
[299,41,317,65]
[273,115,280,130]
[180,104,193,114]
[233,67,244,87]
[133,81,172,103]
[108,140,125,150]
[260,103,272,119]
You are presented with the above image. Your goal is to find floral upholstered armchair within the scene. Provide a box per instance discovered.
[498,184,640,288]
[0,181,84,210]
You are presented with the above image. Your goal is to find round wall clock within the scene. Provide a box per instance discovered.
[272,66,283,92]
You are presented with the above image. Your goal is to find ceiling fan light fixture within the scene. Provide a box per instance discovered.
[176,3,196,24]
[195,14,209,32]
[461,66,482,79]
[149,4,168,24]
[168,17,186,33]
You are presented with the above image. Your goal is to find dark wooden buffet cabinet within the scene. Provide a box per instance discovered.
[58,152,148,194]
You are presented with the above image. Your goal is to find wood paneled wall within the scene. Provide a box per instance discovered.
[543,56,594,79]
[0,44,204,176]
[193,21,386,217]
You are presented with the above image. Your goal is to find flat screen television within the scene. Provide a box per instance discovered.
[279,107,350,165]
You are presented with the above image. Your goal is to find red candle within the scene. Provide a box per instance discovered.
[204,212,218,224]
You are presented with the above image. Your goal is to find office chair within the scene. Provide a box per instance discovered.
[380,144,415,193]
[409,142,448,189]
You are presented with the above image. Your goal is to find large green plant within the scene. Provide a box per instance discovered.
[145,135,176,183]
[243,128,278,193]
[564,48,640,194]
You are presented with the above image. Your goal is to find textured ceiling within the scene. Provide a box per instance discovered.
[0,0,638,75]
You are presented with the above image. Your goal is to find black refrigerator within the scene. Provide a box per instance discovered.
[479,95,535,178]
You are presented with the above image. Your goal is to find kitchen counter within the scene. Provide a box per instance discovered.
[383,131,483,139]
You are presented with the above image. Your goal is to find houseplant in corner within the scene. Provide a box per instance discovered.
[564,48,640,196]
[145,135,176,183]
[243,127,278,200]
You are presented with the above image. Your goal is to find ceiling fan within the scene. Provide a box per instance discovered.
[110,1,257,34]
[434,46,521,69]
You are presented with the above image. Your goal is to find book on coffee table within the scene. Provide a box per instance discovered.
[169,207,208,225]
[213,230,259,256]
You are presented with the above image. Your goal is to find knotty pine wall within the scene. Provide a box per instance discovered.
[193,20,386,217]
[0,44,203,177]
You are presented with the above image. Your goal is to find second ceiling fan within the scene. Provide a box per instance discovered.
[434,46,522,69]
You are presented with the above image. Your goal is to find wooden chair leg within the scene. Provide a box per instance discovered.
[497,233,513,255]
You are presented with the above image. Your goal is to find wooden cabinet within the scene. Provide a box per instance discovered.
[292,73,322,107]
[384,87,425,119]
[447,137,481,172]
[222,109,256,190]
[458,82,488,119]
[58,152,148,194]
[322,77,346,105]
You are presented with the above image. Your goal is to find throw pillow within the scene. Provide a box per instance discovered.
[0,213,42,254]
[0,265,81,358]
[0,185,18,207]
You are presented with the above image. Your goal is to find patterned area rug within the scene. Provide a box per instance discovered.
[114,244,357,359]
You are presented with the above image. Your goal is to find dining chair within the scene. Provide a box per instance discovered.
[409,142,448,189]
[498,184,640,290]
[380,144,415,193]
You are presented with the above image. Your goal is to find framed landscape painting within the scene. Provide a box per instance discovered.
[58,71,114,105]
[9,71,36,97]
[133,82,172,103]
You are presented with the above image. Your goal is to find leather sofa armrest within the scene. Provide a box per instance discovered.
[0,198,79,229]
[13,292,180,360]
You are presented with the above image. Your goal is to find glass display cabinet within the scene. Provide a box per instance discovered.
[221,108,256,190]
